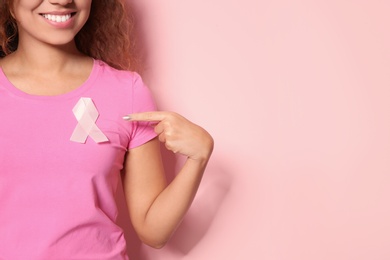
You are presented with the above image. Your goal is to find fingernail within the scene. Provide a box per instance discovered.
[122,115,131,121]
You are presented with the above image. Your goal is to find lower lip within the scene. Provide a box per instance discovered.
[41,14,76,29]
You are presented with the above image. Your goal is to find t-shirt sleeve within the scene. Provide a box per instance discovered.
[128,73,158,149]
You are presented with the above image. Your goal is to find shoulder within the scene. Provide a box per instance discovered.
[94,59,143,88]
[90,59,155,111]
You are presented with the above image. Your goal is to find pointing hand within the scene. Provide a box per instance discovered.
[124,111,214,161]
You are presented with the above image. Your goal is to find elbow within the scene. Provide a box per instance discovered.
[148,241,167,249]
[133,217,176,249]
[138,232,170,249]
[141,237,169,249]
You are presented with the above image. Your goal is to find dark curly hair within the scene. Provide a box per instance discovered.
[0,0,142,71]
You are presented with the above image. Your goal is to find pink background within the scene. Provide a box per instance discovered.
[117,0,390,259]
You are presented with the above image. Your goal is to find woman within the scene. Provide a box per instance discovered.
[0,0,213,259]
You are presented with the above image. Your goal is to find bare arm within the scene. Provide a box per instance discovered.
[122,112,213,248]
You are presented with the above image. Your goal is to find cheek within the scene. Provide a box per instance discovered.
[77,1,93,24]
[12,0,41,20]
[13,0,41,11]
[80,0,93,14]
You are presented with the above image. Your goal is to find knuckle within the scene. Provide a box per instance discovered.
[146,112,153,120]
[166,111,178,120]
[158,134,166,142]
[165,140,174,150]
[164,131,173,138]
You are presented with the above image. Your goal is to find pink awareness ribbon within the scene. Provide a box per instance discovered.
[70,98,108,143]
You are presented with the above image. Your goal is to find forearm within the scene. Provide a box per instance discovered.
[126,111,214,248]
[140,157,209,247]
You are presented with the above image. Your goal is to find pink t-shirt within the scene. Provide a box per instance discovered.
[0,60,157,259]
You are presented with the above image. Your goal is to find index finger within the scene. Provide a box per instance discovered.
[123,111,167,122]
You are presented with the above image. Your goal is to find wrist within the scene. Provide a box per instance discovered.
[188,135,214,162]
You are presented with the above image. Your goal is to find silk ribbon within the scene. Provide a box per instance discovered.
[70,98,108,143]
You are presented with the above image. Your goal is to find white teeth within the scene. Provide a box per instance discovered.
[42,14,72,23]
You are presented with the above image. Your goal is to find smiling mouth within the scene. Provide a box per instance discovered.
[40,12,76,23]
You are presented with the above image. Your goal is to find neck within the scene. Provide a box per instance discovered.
[9,39,85,75]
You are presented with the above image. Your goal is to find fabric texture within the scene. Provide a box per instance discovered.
[0,60,157,259]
